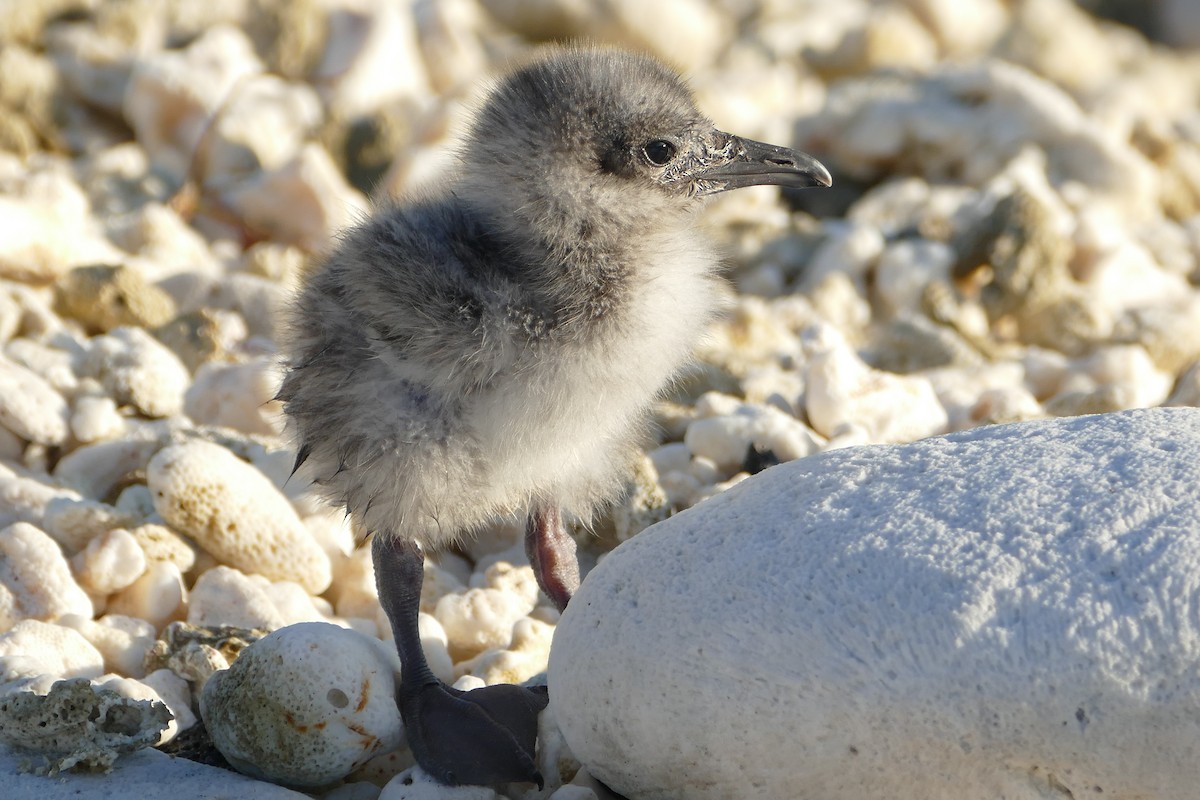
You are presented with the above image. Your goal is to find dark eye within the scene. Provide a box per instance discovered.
[643,140,676,166]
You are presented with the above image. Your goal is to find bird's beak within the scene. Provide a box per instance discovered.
[695,134,832,192]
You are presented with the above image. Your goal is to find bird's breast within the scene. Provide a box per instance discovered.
[468,236,723,514]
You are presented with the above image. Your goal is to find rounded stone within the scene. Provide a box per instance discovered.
[201,622,403,788]
[550,408,1200,800]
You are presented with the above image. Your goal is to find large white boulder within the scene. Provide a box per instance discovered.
[549,408,1200,800]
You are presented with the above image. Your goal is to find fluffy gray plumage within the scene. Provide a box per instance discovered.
[280,46,830,789]
[281,48,739,547]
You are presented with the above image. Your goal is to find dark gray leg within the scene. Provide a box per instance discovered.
[373,534,548,787]
[524,507,579,612]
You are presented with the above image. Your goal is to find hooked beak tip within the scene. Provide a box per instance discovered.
[809,161,833,189]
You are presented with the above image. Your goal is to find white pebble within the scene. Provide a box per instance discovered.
[148,440,332,594]
[225,144,369,253]
[0,158,124,284]
[107,560,186,630]
[969,386,1045,426]
[804,324,948,443]
[659,470,702,508]
[41,496,136,554]
[57,613,156,678]
[0,469,81,538]
[85,327,190,418]
[128,522,197,572]
[263,580,330,627]
[188,566,288,631]
[0,521,93,629]
[71,527,147,595]
[184,358,283,436]
[1076,345,1174,410]
[684,401,824,470]
[417,613,454,684]
[138,668,196,734]
[202,622,404,787]
[872,239,955,318]
[124,25,264,182]
[332,545,381,620]
[53,420,179,499]
[435,563,539,658]
[0,619,104,683]
[380,766,497,800]
[96,672,189,744]
[0,354,70,445]
[205,74,323,183]
[646,442,692,478]
[801,220,885,291]
[69,394,126,443]
[455,617,554,687]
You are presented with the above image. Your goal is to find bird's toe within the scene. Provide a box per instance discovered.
[400,680,549,788]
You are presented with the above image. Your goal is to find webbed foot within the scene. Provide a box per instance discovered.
[399,679,549,787]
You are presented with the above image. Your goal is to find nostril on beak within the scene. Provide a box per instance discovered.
[766,157,795,167]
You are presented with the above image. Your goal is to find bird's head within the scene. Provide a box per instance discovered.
[457,47,830,248]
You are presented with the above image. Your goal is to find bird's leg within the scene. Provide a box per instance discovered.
[524,506,579,612]
[372,534,548,787]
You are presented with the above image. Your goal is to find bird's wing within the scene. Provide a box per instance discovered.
[326,201,542,393]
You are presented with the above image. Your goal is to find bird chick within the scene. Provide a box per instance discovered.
[279,46,830,789]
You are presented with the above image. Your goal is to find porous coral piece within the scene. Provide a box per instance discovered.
[147,440,332,594]
[0,677,171,773]
[435,561,539,659]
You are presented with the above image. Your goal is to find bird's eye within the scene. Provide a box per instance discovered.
[643,140,676,166]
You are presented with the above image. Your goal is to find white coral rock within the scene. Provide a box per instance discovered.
[436,562,540,658]
[455,617,554,687]
[804,323,948,442]
[380,766,498,800]
[85,327,190,418]
[224,144,368,252]
[0,620,104,683]
[106,561,187,630]
[69,394,126,443]
[71,528,147,596]
[148,440,332,594]
[0,355,69,445]
[42,496,136,555]
[57,614,156,679]
[96,672,191,744]
[0,522,93,629]
[685,394,824,470]
[201,622,404,788]
[123,25,265,182]
[551,408,1200,800]
[187,566,290,631]
[184,357,284,437]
